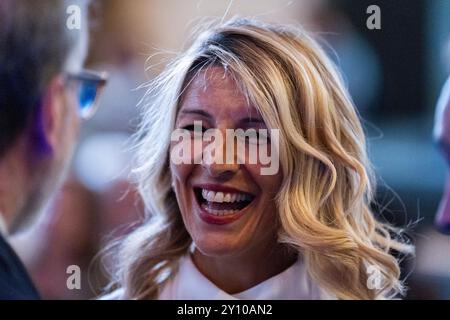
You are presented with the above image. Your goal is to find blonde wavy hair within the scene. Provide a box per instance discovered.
[102,17,414,300]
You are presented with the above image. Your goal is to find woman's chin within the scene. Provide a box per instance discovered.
[193,237,247,258]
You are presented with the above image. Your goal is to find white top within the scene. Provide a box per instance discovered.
[0,212,7,238]
[158,255,333,300]
[101,254,335,300]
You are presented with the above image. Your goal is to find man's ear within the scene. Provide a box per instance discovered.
[38,75,66,151]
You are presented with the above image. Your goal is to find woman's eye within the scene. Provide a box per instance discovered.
[181,124,202,131]
[181,124,209,137]
[237,130,270,145]
[181,125,194,131]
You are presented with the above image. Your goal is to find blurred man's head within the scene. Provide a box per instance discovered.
[0,0,105,233]
[434,76,450,234]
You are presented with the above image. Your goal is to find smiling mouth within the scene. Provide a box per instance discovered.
[193,187,255,216]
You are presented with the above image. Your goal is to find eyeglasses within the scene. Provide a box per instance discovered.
[65,69,108,120]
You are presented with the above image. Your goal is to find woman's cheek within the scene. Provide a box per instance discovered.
[245,162,283,195]
[169,138,196,181]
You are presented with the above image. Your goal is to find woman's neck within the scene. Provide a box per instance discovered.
[191,241,298,294]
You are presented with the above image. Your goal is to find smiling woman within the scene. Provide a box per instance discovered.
[101,17,414,300]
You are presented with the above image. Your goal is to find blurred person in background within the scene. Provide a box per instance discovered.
[12,174,100,299]
[102,18,414,300]
[0,0,107,299]
[11,0,145,299]
[12,173,144,299]
[433,74,450,234]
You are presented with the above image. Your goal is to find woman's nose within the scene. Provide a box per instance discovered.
[201,135,240,178]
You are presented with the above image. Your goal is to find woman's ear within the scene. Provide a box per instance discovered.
[36,75,66,153]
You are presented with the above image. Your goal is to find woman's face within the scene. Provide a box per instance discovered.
[170,66,283,258]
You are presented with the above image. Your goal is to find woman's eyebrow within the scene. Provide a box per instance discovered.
[179,108,213,119]
[240,117,265,124]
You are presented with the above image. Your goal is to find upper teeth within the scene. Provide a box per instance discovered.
[201,189,252,203]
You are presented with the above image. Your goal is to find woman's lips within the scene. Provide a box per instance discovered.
[194,183,254,194]
[192,184,256,225]
[198,205,248,225]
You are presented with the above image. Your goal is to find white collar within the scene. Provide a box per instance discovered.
[158,254,333,300]
[0,212,8,238]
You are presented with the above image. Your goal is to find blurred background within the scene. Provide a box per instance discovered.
[10,0,450,299]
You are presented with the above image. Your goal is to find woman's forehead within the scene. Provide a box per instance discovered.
[187,66,243,96]
[180,67,261,117]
